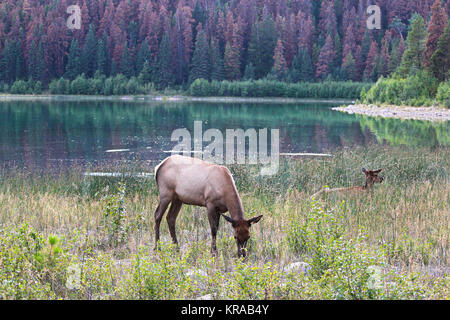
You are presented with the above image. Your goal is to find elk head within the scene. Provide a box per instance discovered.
[220,214,263,258]
[362,168,384,188]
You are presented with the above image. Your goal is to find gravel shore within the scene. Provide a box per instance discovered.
[333,104,450,122]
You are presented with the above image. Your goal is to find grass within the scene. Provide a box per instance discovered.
[0,145,448,299]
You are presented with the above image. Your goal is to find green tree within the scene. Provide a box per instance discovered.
[96,35,109,76]
[138,60,152,84]
[224,42,240,80]
[65,39,81,80]
[243,63,255,80]
[430,22,450,82]
[342,52,357,81]
[210,39,225,81]
[396,14,428,77]
[136,39,151,75]
[189,29,211,83]
[154,32,175,89]
[120,43,134,78]
[289,46,314,82]
[248,16,277,79]
[81,24,97,77]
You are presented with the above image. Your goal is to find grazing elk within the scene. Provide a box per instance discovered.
[153,155,263,257]
[311,168,384,199]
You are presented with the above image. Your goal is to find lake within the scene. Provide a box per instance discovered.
[0,98,448,170]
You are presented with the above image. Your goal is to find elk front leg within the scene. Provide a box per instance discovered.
[207,206,220,256]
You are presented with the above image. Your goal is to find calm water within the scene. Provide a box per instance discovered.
[0,99,448,170]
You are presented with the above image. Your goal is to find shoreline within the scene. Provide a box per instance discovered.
[333,104,450,122]
[0,94,354,104]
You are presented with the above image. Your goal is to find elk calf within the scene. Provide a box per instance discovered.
[153,155,263,257]
[311,168,383,199]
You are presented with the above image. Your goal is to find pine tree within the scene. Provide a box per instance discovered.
[138,60,152,83]
[430,22,450,81]
[248,16,277,79]
[342,52,357,81]
[424,0,448,67]
[120,43,134,78]
[154,32,175,89]
[315,34,334,80]
[96,37,109,76]
[81,24,97,77]
[65,39,81,80]
[397,14,428,77]
[243,63,255,80]
[224,42,240,81]
[189,28,211,83]
[363,41,378,81]
[210,39,225,81]
[28,40,39,81]
[272,39,287,80]
[136,39,151,75]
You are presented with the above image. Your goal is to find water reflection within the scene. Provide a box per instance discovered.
[0,99,447,170]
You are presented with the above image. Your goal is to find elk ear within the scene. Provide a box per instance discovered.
[220,213,235,224]
[247,215,263,226]
[374,169,382,173]
[362,168,367,173]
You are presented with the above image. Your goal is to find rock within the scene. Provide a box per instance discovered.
[186,268,208,278]
[284,262,310,275]
[196,294,213,300]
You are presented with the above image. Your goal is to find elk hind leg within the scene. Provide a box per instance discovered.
[166,199,182,247]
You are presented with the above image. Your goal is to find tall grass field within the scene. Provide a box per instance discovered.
[0,145,448,299]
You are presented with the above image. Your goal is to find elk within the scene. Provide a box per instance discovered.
[153,155,263,257]
[311,168,384,199]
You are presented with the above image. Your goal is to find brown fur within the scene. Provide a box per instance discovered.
[154,155,262,257]
[311,168,384,199]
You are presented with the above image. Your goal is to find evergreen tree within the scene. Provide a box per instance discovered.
[243,63,255,80]
[272,39,288,80]
[424,0,448,67]
[316,34,335,80]
[210,39,225,81]
[189,28,211,83]
[136,39,151,75]
[96,38,109,76]
[0,43,8,83]
[28,40,38,80]
[224,42,240,80]
[15,39,26,81]
[342,52,357,81]
[396,14,428,77]
[289,46,314,82]
[430,22,450,81]
[120,43,134,78]
[0,41,15,83]
[248,16,277,79]
[138,60,152,84]
[363,41,378,81]
[65,39,81,80]
[81,24,97,77]
[154,32,175,89]
[360,31,372,67]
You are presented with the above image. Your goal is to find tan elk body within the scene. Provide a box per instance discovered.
[153,155,262,257]
[311,168,384,199]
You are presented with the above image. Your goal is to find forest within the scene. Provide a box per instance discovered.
[0,0,448,96]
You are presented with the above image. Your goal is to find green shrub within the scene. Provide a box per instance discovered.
[436,81,449,108]
[10,80,29,94]
[362,71,440,106]
[0,224,70,299]
[70,74,89,94]
[188,79,371,99]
